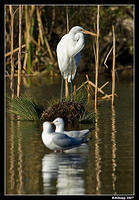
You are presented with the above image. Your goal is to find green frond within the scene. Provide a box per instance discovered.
[7,95,44,120]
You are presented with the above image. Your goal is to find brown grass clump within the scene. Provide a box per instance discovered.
[40,101,85,125]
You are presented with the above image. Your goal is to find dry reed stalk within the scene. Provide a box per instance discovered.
[23,51,28,72]
[5,44,25,57]
[9,5,14,98]
[36,7,44,45]
[36,7,54,61]
[23,6,29,71]
[17,6,22,97]
[76,80,88,92]
[44,37,54,61]
[86,84,91,104]
[112,25,115,105]
[101,93,118,100]
[65,6,69,98]
[93,43,96,64]
[23,6,35,72]
[86,74,109,97]
[104,46,113,69]
[101,94,112,100]
[100,81,109,90]
[93,23,96,65]
[94,5,100,109]
[66,7,69,33]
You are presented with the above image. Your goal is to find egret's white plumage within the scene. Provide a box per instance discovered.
[56,26,96,101]
[57,26,84,82]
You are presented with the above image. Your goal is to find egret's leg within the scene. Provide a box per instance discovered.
[60,77,64,102]
[70,72,73,102]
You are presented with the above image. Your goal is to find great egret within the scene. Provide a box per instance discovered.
[56,26,96,102]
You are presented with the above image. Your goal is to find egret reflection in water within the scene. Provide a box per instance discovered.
[41,144,89,195]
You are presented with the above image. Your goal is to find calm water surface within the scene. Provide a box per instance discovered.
[6,74,134,195]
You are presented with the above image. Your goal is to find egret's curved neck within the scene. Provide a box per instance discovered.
[68,32,85,57]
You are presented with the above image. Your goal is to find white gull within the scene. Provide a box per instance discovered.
[42,121,88,152]
[52,117,92,139]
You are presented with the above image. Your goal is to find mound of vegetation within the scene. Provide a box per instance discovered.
[40,101,85,125]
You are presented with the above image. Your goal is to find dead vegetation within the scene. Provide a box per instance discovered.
[40,101,85,125]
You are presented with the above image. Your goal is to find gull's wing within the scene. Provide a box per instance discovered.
[52,133,82,149]
[64,129,90,138]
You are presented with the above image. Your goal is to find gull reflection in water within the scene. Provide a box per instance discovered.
[42,144,89,195]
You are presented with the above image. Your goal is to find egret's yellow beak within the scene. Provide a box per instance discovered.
[81,29,97,37]
[50,121,54,125]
